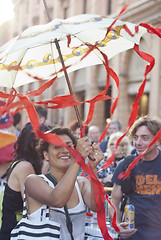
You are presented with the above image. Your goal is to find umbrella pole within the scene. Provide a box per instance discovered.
[54,39,83,129]
[43,0,83,129]
[43,0,52,22]
[43,0,95,161]
[54,40,95,160]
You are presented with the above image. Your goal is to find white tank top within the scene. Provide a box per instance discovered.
[28,175,87,240]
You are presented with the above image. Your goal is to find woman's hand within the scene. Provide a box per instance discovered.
[88,143,104,169]
[76,137,104,169]
[76,136,92,159]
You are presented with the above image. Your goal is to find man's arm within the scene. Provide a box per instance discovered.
[108,183,137,239]
[108,183,123,223]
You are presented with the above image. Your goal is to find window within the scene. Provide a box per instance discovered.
[83,0,87,14]
[107,0,112,15]
[32,16,39,25]
[104,86,112,119]
[138,94,149,116]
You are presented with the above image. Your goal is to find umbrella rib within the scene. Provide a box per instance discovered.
[70,33,134,64]
[12,42,57,88]
[50,41,59,78]
[12,48,28,88]
[71,34,106,63]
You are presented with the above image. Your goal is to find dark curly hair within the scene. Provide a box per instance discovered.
[12,122,50,174]
[37,127,77,159]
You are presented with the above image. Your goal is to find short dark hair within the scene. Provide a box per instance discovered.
[68,120,88,136]
[37,127,77,159]
[130,115,161,139]
[13,112,21,126]
[111,120,122,130]
[35,106,47,120]
[68,120,80,132]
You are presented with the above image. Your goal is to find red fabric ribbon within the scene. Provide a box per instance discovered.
[0,4,161,240]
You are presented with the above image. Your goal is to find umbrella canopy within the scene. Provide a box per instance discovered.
[0,14,147,88]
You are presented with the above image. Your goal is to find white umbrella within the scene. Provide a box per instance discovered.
[0,14,147,89]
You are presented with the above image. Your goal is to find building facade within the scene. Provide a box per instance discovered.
[0,0,161,132]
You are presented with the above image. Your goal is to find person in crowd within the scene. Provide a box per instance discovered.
[0,122,50,240]
[100,120,122,153]
[25,106,49,128]
[25,127,104,240]
[98,132,131,188]
[13,112,21,137]
[36,106,51,173]
[68,120,89,139]
[35,106,48,124]
[0,100,18,196]
[106,131,131,163]
[68,120,81,139]
[108,116,161,240]
[88,125,101,145]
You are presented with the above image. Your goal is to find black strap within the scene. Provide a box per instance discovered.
[120,154,136,221]
[120,194,128,221]
[64,205,74,240]
[6,160,21,181]
[121,154,136,194]
[45,172,74,240]
[124,154,136,170]
[1,172,7,179]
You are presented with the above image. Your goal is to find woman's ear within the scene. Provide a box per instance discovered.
[43,151,49,161]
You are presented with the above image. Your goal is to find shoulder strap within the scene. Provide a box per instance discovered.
[45,172,57,185]
[121,154,136,194]
[123,154,136,171]
[22,188,29,219]
[45,172,74,240]
[120,154,136,221]
[6,160,21,181]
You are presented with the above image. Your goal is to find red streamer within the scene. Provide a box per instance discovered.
[0,4,161,240]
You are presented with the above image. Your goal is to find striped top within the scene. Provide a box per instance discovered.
[29,174,87,240]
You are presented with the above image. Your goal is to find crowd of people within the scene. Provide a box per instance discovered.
[0,101,161,240]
